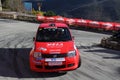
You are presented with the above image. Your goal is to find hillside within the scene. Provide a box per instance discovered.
[42,0,120,22]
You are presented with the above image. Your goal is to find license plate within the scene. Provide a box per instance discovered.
[45,58,65,62]
[48,61,62,66]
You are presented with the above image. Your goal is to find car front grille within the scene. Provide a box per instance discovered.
[42,54,67,58]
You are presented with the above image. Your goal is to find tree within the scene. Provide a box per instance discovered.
[1,0,24,12]
[9,0,24,12]
[0,0,2,11]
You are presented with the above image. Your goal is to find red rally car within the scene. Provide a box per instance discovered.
[29,22,81,72]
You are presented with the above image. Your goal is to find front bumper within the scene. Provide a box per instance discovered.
[30,57,79,72]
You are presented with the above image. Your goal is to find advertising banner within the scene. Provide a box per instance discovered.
[24,2,32,11]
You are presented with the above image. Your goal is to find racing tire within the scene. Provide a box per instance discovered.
[78,57,81,68]
[58,71,67,74]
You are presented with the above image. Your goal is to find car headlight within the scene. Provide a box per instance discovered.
[67,50,76,57]
[33,52,42,59]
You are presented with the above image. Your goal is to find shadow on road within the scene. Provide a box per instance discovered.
[117,67,120,74]
[70,26,113,35]
[80,45,120,59]
[0,48,66,78]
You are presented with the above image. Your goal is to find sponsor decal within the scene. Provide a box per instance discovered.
[47,43,63,48]
[49,50,61,54]
[38,47,47,51]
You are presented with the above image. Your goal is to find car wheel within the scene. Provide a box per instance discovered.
[58,71,67,74]
[78,57,81,68]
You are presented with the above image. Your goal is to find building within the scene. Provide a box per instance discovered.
[22,0,43,11]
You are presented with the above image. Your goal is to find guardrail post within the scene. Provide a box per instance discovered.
[13,14,17,19]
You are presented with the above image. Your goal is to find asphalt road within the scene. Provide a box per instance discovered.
[0,19,120,80]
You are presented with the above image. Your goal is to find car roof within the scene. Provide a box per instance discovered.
[39,23,68,28]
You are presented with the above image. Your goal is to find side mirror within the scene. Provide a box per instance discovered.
[33,37,35,41]
[72,36,75,40]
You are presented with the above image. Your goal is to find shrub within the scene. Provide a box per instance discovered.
[32,9,44,16]
[44,10,56,17]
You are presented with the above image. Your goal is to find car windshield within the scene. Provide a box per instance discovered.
[36,27,72,42]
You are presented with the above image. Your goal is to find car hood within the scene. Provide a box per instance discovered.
[35,41,75,54]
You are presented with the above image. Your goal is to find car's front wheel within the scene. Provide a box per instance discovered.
[58,71,67,74]
[78,57,81,68]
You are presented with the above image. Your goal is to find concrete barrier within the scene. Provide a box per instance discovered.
[0,12,38,23]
